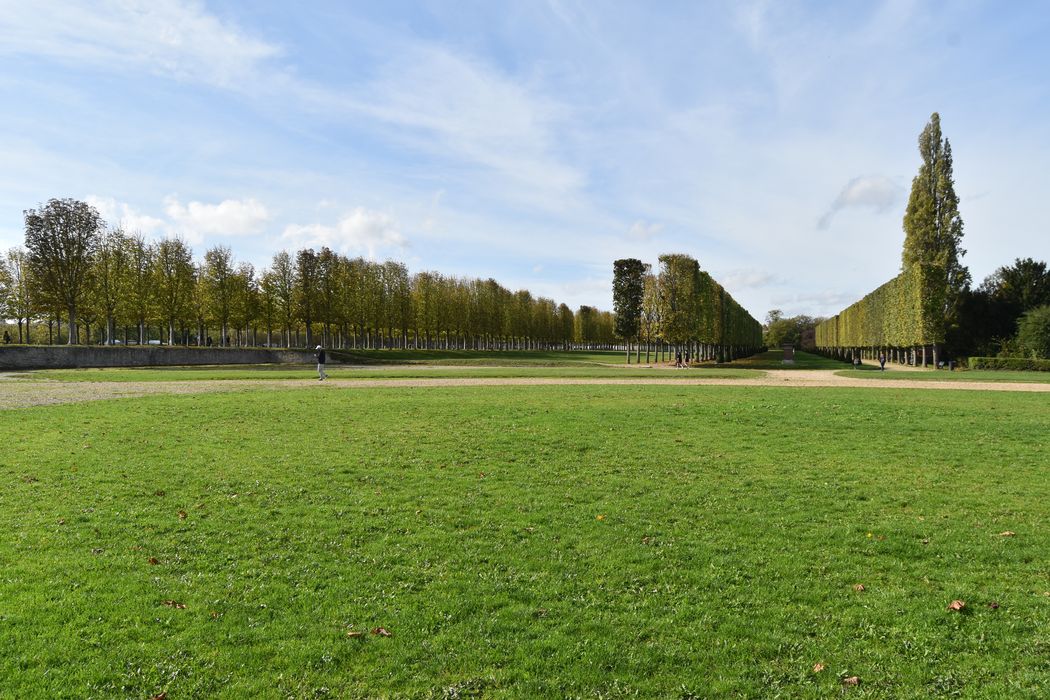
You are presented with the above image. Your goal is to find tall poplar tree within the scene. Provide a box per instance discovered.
[902,113,970,341]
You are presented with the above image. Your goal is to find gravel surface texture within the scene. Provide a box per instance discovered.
[1,370,1047,410]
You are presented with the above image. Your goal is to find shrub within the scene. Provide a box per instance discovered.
[967,356,1050,371]
[1016,305,1050,359]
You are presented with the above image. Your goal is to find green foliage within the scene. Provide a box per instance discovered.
[968,355,1050,371]
[901,113,970,320]
[820,114,973,352]
[612,258,646,340]
[1016,305,1050,359]
[23,198,105,343]
[815,264,940,347]
[980,257,1050,311]
[763,310,821,348]
[2,386,1048,696]
[655,253,762,348]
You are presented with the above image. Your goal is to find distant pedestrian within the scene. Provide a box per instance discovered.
[675,350,682,368]
[2,331,9,344]
[878,353,886,371]
[684,351,690,366]
[853,356,861,370]
[315,345,328,381]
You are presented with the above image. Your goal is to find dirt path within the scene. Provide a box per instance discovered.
[1,369,1047,410]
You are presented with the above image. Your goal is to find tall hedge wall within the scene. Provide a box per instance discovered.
[815,264,942,348]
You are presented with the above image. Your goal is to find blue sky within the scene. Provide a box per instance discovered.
[2,0,1048,318]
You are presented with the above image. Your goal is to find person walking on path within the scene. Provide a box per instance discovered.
[315,345,328,381]
[879,353,886,371]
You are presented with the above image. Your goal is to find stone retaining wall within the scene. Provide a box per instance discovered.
[0,346,320,370]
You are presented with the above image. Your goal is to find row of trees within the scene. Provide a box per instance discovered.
[816,113,969,366]
[1,198,622,350]
[613,253,763,363]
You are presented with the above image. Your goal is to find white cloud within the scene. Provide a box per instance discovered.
[164,196,270,241]
[627,220,664,240]
[84,195,165,235]
[322,45,584,209]
[817,175,902,229]
[281,208,406,259]
[720,268,778,290]
[0,0,281,88]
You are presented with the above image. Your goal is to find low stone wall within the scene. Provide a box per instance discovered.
[0,345,320,370]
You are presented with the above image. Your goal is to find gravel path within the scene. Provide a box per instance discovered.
[1,370,1047,410]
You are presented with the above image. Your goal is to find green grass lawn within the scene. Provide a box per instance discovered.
[24,364,763,382]
[328,348,631,366]
[726,349,850,370]
[836,369,1050,384]
[2,386,1048,698]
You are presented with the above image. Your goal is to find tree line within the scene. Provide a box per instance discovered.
[0,198,622,350]
[612,253,763,363]
[816,113,968,366]
[816,113,1050,365]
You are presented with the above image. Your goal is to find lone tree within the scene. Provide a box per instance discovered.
[24,198,104,344]
[902,113,970,358]
[612,258,646,363]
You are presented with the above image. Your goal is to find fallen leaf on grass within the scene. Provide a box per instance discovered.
[596,515,606,521]
[210,611,220,619]
[148,557,160,565]
[988,602,999,610]
[177,510,187,520]
[948,600,966,611]
[346,630,364,638]
[812,662,826,673]
[371,627,392,637]
[852,584,865,592]
[842,676,860,686]
[57,518,65,525]
[998,531,1015,537]
[154,490,165,497]
[161,600,186,609]
[151,693,167,700]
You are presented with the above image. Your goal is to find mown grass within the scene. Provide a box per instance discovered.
[836,369,1050,384]
[1,385,1048,698]
[725,349,849,370]
[25,364,762,382]
[328,349,628,366]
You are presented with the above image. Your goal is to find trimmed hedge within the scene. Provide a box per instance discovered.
[967,356,1050,372]
[815,264,943,348]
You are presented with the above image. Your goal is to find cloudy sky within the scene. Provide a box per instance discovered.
[2,0,1048,319]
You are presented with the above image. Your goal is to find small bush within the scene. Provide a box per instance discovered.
[968,356,1050,371]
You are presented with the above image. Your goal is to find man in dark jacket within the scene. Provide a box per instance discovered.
[315,345,328,381]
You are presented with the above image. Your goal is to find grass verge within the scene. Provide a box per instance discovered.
[836,369,1050,384]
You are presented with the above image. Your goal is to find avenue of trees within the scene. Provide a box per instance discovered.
[613,254,763,363]
[816,113,1050,364]
[1,198,622,350]
[816,113,969,366]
